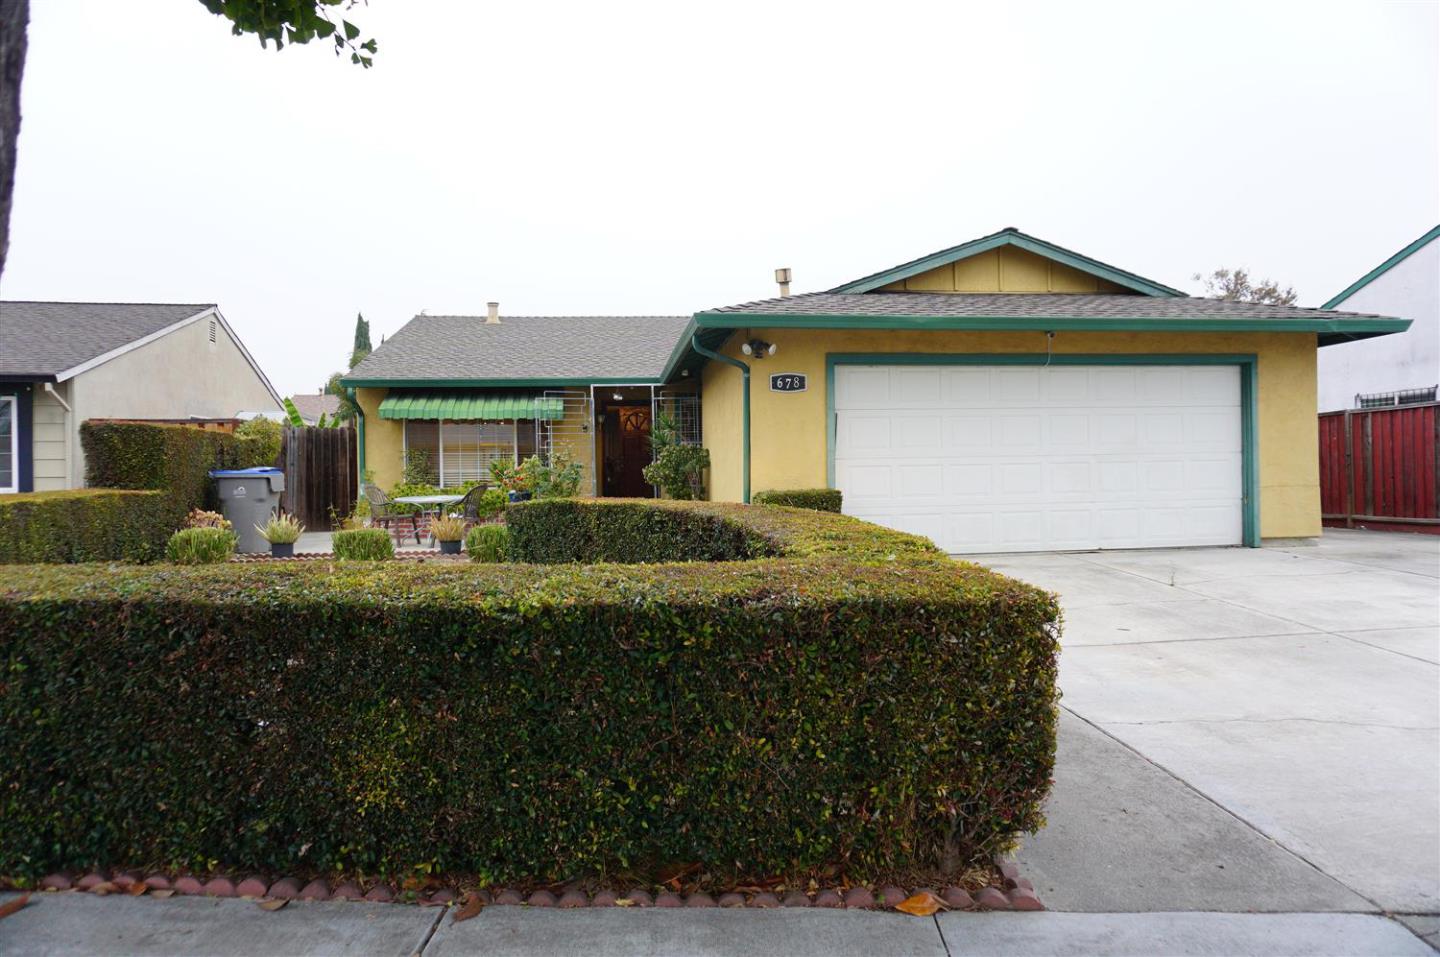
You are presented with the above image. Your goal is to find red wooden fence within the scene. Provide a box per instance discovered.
[1319,402,1439,533]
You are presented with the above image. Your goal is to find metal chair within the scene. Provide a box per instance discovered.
[363,485,420,544]
[452,484,499,535]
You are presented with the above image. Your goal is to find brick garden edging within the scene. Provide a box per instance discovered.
[18,858,1042,912]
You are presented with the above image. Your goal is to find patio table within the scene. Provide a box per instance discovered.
[394,494,464,546]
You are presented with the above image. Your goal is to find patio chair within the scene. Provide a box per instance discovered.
[452,484,498,535]
[363,485,421,544]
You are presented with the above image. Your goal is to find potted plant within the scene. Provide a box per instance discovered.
[430,513,468,555]
[491,459,533,502]
[256,511,305,558]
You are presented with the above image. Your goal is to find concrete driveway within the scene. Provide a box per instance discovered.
[975,529,1439,937]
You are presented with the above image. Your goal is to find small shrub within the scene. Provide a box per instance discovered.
[256,511,304,544]
[466,524,509,562]
[507,499,772,563]
[333,528,394,560]
[186,508,232,530]
[430,514,468,543]
[752,488,843,513]
[642,445,709,499]
[166,527,236,565]
[475,488,508,520]
[0,490,174,563]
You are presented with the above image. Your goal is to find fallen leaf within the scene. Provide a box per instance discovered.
[150,889,176,899]
[257,898,288,911]
[127,881,148,896]
[895,891,946,917]
[613,898,634,908]
[451,896,483,923]
[0,892,30,920]
[89,882,118,896]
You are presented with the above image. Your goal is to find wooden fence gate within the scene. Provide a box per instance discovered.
[280,426,357,529]
[1318,403,1439,533]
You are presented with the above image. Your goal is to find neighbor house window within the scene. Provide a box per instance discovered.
[0,396,16,494]
[403,420,522,487]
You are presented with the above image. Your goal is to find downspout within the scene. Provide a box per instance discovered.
[346,387,365,498]
[689,333,750,503]
[43,383,73,489]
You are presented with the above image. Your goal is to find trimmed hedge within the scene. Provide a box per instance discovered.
[81,421,275,517]
[752,488,843,513]
[506,499,778,563]
[0,501,1060,886]
[0,490,174,563]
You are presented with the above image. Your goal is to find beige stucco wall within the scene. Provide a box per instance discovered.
[62,312,280,486]
[701,328,1322,539]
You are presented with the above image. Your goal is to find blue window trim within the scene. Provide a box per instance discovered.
[824,353,1261,548]
[0,383,35,494]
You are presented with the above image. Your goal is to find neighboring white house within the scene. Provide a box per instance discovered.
[0,302,283,493]
[1317,225,1439,412]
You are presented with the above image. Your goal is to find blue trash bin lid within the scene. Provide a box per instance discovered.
[209,467,284,477]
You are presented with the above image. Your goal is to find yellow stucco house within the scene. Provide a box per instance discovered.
[343,229,1409,554]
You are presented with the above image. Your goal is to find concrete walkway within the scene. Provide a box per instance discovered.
[2,894,1433,956]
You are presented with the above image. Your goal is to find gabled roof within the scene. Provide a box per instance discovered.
[686,292,1409,347]
[1321,224,1440,310]
[342,314,691,386]
[0,301,281,404]
[287,392,342,422]
[828,227,1187,297]
[0,301,215,379]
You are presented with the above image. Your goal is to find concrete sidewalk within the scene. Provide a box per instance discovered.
[2,894,1434,957]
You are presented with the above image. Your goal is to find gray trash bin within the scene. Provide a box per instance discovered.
[209,467,286,554]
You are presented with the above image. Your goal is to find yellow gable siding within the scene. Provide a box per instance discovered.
[881,246,1130,294]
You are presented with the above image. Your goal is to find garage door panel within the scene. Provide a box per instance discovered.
[834,364,1243,553]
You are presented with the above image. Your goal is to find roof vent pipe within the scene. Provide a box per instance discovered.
[486,302,500,324]
[775,268,792,298]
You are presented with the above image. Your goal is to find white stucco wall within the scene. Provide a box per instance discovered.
[54,312,280,487]
[1317,236,1440,412]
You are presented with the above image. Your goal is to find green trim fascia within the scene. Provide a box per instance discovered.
[656,318,700,381]
[824,352,1262,548]
[829,229,1187,297]
[694,312,1410,337]
[690,333,750,503]
[341,376,663,388]
[1320,224,1440,309]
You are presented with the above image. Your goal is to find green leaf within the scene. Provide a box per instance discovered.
[343,20,360,41]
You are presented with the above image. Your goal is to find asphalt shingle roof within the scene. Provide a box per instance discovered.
[0,301,214,378]
[287,392,342,421]
[346,314,692,382]
[700,291,1400,322]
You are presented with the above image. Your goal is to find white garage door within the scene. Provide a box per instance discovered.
[834,364,1244,554]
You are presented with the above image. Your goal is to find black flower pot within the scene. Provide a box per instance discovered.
[439,539,462,555]
[270,542,295,559]
[507,491,532,503]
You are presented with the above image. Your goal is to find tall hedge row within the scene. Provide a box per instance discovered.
[0,501,1060,886]
[0,490,173,563]
[80,421,272,516]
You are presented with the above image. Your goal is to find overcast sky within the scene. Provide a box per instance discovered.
[2,0,1436,397]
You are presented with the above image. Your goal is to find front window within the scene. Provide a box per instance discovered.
[0,396,16,494]
[404,420,526,488]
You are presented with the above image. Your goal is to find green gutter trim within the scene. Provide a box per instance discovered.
[341,376,664,388]
[1320,224,1440,309]
[346,387,366,498]
[690,333,750,503]
[695,313,1411,336]
[825,353,1262,548]
[829,228,1187,298]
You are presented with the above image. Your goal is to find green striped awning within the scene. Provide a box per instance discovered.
[378,391,566,421]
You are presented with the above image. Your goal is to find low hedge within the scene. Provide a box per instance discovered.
[0,490,174,563]
[0,500,1060,886]
[752,488,843,513]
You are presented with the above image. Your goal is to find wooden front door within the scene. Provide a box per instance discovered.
[605,405,653,497]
